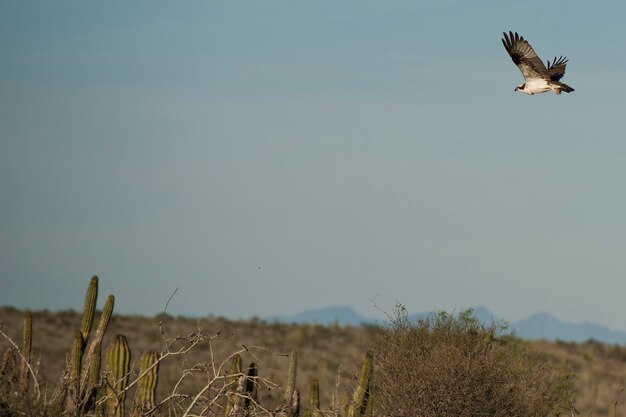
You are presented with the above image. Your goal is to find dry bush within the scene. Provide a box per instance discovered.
[372,306,574,417]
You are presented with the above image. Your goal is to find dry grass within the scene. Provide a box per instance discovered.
[0,306,371,415]
[1,306,626,417]
[535,339,626,417]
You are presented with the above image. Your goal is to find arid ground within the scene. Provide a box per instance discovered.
[1,307,625,417]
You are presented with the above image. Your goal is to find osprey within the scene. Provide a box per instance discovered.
[502,31,574,95]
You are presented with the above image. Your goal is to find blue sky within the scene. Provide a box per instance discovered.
[2,1,626,329]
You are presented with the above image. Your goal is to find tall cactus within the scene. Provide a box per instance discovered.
[64,330,83,414]
[18,311,32,397]
[49,277,104,412]
[346,351,373,417]
[84,342,102,414]
[274,352,298,417]
[282,351,297,407]
[81,294,114,398]
[225,354,243,417]
[310,379,324,417]
[132,351,159,417]
[106,334,131,417]
[80,276,99,343]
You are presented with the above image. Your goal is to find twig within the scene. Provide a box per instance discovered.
[96,328,209,408]
[164,287,179,316]
[615,386,624,417]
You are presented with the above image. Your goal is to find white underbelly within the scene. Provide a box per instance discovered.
[525,79,550,93]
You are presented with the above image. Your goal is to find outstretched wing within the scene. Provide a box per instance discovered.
[546,56,569,81]
[501,31,548,81]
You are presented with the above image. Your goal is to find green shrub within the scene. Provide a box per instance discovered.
[372,306,574,417]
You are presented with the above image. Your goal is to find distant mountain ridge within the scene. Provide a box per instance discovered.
[273,306,368,326]
[270,305,626,344]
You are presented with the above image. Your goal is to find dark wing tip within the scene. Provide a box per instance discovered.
[502,31,522,51]
[502,31,512,50]
[547,55,570,69]
[503,31,528,47]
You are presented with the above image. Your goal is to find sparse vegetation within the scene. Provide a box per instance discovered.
[0,277,372,417]
[1,278,625,417]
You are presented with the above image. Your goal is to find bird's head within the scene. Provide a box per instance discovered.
[515,84,525,92]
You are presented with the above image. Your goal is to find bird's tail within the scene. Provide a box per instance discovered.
[550,81,574,94]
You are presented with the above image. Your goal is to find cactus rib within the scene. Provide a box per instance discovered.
[18,311,32,397]
[283,351,297,406]
[80,294,114,398]
[80,276,99,343]
[64,330,83,414]
[132,351,159,417]
[106,334,131,417]
[346,351,373,417]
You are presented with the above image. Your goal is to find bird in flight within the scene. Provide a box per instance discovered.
[502,31,574,95]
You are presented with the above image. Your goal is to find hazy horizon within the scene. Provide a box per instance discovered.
[3,2,626,331]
